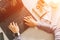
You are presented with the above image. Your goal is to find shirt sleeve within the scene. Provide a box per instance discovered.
[37,21,55,33]
[54,28,60,40]
[13,35,21,40]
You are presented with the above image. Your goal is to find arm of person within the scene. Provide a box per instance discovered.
[24,16,54,33]
[8,22,21,40]
[37,21,54,33]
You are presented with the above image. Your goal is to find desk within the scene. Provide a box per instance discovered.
[21,28,54,40]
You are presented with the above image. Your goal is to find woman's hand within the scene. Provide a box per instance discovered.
[24,16,38,27]
[8,22,19,33]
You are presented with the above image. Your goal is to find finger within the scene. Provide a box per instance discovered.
[27,16,34,21]
[24,19,28,21]
[24,17,28,19]
[24,18,28,21]
[15,23,18,26]
[26,16,32,19]
[9,23,12,28]
[15,23,19,28]
[9,22,15,30]
[24,17,29,21]
[25,23,30,26]
[24,16,32,20]
[24,19,30,22]
[29,16,34,20]
[24,16,31,19]
[27,16,31,19]
[12,22,15,26]
[10,23,12,26]
[28,16,32,18]
[25,16,32,20]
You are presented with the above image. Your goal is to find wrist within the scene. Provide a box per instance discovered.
[14,32,20,37]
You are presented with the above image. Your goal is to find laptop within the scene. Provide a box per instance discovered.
[0,32,4,40]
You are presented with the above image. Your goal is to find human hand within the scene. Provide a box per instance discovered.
[8,22,19,33]
[24,16,38,27]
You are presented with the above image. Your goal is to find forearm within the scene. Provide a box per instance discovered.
[37,21,54,33]
[36,21,60,40]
